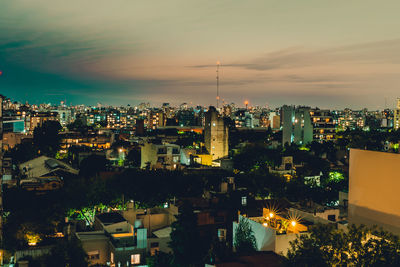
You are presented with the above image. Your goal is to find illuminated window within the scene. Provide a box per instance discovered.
[87,250,100,260]
[241,196,247,206]
[218,228,227,241]
[131,254,140,264]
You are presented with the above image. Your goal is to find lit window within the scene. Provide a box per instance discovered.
[241,196,247,206]
[131,254,140,264]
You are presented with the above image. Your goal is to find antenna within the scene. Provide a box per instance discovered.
[216,61,220,108]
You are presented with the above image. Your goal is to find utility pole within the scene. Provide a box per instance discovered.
[216,61,220,109]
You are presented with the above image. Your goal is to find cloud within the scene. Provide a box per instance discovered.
[188,39,400,71]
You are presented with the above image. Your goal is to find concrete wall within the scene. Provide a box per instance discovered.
[349,149,400,235]
[137,213,170,233]
[104,221,132,234]
[148,236,172,254]
[81,238,110,265]
[275,233,301,256]
[289,208,339,224]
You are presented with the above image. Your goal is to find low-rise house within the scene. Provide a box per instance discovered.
[140,141,180,170]
[19,156,78,179]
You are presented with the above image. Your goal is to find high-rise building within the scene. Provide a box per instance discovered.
[394,98,400,130]
[204,106,229,160]
[281,105,312,145]
[310,108,336,142]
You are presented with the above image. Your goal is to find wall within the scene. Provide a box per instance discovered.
[349,149,400,235]
[104,221,132,234]
[79,236,110,265]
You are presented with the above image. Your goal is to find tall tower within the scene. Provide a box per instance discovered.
[204,106,229,160]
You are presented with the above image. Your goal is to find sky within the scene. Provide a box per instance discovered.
[1,0,400,109]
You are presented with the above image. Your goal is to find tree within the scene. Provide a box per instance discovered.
[43,238,88,267]
[126,148,141,168]
[33,120,62,157]
[169,202,205,266]
[287,224,400,267]
[146,251,174,267]
[79,154,108,179]
[234,217,257,254]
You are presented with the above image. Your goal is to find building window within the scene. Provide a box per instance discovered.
[111,252,114,263]
[157,148,167,154]
[241,196,247,206]
[87,250,100,260]
[131,254,140,264]
[218,228,227,241]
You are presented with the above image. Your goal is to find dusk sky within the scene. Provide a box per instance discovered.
[1,0,400,109]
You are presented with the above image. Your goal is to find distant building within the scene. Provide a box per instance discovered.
[140,141,180,170]
[135,119,145,136]
[310,108,336,142]
[204,106,229,160]
[394,98,400,130]
[281,105,312,145]
[148,110,165,130]
[349,149,400,235]
[52,108,72,127]
[29,111,58,132]
[269,112,280,130]
[3,119,25,133]
[2,132,32,150]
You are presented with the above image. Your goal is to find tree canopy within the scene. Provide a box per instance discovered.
[287,224,400,267]
[234,217,257,254]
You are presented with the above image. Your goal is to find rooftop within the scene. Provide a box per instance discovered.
[97,212,126,225]
[19,156,78,177]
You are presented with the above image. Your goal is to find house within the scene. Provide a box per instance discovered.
[140,141,180,170]
[77,203,178,266]
[233,210,309,256]
[19,156,78,179]
[77,212,147,266]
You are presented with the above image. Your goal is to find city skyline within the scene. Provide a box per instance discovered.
[1,1,400,109]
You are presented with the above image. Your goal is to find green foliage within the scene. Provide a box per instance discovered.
[287,224,400,267]
[126,148,141,167]
[7,142,38,164]
[110,169,205,208]
[33,120,62,157]
[328,171,344,182]
[233,143,281,172]
[79,154,108,179]
[234,217,257,254]
[169,202,205,266]
[42,239,88,267]
[66,117,91,133]
[146,251,175,267]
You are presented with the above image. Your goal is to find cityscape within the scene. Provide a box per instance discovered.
[1,1,400,267]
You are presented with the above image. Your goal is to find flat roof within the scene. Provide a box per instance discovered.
[96,212,126,225]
